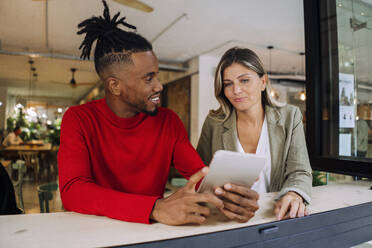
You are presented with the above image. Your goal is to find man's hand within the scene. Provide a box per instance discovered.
[214,184,259,223]
[150,167,224,225]
[274,191,309,220]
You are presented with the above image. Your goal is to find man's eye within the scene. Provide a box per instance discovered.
[241,79,249,83]
[145,76,153,82]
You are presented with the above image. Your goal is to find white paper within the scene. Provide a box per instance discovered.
[339,73,355,128]
[339,106,355,128]
[339,133,352,156]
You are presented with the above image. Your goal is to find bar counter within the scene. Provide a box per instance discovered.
[1,181,372,248]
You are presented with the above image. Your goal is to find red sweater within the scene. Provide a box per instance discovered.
[58,99,205,224]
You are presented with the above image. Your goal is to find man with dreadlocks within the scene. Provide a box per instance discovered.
[58,0,259,225]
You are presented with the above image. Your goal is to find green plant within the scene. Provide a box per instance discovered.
[29,122,41,140]
[6,106,42,142]
[6,116,15,133]
[6,107,32,141]
[15,108,28,129]
[312,170,327,186]
[6,105,64,146]
[47,118,61,146]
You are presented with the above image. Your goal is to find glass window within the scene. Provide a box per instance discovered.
[304,0,372,177]
[319,0,372,160]
[270,79,306,123]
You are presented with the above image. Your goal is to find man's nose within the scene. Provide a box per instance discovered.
[153,77,163,92]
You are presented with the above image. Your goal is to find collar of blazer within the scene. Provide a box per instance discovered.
[222,104,283,130]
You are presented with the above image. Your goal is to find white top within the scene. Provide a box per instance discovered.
[236,116,271,194]
[2,132,23,146]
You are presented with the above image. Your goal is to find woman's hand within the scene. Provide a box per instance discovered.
[274,191,309,220]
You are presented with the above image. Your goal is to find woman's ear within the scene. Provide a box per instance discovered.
[261,74,268,91]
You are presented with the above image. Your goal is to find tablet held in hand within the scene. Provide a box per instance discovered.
[197,150,266,193]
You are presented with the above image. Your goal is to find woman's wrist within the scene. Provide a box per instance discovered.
[286,191,303,202]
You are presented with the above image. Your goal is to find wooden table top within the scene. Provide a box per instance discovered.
[1,143,52,151]
[1,181,372,248]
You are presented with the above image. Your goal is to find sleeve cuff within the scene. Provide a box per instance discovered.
[144,196,161,224]
[275,187,311,205]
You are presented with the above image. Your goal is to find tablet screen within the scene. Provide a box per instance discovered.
[197,150,266,193]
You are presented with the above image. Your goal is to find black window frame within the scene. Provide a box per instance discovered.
[304,0,372,178]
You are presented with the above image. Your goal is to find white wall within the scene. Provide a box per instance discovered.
[190,72,199,147]
[189,55,220,147]
[188,57,200,147]
[198,55,220,135]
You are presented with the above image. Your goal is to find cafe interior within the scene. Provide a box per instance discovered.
[1,0,372,247]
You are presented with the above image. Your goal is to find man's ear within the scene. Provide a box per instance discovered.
[106,77,121,96]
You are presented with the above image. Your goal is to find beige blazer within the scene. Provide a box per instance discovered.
[196,104,312,203]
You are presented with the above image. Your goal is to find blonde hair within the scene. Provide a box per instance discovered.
[209,47,285,121]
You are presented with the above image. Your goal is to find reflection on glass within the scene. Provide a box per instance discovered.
[321,0,372,159]
[270,80,306,124]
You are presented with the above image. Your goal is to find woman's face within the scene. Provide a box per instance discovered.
[222,63,266,112]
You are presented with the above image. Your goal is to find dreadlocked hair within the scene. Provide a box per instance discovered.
[77,0,152,75]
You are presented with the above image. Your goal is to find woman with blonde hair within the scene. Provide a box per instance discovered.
[197,47,312,220]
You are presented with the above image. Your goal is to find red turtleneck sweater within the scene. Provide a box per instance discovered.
[58,99,204,224]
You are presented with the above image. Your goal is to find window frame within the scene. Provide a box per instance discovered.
[304,0,372,178]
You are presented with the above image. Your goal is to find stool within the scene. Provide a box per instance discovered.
[18,151,40,182]
[37,182,58,213]
[12,160,26,211]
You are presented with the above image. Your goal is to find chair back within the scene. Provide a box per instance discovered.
[37,182,58,213]
[18,151,39,167]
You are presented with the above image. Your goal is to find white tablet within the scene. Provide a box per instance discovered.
[197,150,266,193]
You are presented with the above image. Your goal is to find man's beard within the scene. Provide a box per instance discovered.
[143,107,158,116]
[124,98,159,116]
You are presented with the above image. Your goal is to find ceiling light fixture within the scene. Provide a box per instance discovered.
[28,59,36,98]
[70,68,77,87]
[267,45,274,75]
